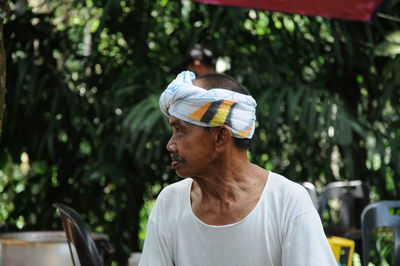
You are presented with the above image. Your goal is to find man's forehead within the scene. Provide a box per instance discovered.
[168,116,191,126]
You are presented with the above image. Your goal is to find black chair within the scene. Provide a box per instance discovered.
[54,203,104,266]
[318,180,370,258]
[318,180,370,236]
[361,201,400,266]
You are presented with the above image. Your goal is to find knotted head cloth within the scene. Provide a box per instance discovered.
[159,71,257,139]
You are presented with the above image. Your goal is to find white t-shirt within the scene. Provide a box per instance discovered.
[139,172,337,266]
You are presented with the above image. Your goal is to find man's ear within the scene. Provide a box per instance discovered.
[214,125,232,152]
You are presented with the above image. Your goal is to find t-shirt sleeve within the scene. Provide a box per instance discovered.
[139,194,174,266]
[281,210,337,266]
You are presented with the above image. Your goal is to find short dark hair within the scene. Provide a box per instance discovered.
[195,73,252,150]
[184,44,214,68]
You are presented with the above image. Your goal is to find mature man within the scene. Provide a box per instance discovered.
[139,71,336,266]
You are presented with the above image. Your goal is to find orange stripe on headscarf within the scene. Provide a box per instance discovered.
[188,102,212,121]
[236,126,252,138]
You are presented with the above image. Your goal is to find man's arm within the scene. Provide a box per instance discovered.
[139,219,174,266]
[139,200,174,266]
[282,210,337,266]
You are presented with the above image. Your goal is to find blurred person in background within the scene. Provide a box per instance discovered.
[183,44,216,76]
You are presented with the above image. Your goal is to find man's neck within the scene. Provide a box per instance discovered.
[190,155,269,226]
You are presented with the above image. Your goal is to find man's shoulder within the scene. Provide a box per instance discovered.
[157,178,192,202]
[149,178,192,222]
[266,172,314,210]
[267,172,305,192]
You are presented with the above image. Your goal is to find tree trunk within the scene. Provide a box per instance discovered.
[0,1,10,139]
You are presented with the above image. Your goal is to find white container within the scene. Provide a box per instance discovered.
[128,252,142,266]
[0,231,107,266]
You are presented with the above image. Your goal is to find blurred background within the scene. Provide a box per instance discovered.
[0,0,399,265]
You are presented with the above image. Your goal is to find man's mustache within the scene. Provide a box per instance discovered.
[170,153,185,162]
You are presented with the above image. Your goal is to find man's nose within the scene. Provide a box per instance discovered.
[166,136,177,153]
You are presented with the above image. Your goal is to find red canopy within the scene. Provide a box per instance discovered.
[193,0,384,21]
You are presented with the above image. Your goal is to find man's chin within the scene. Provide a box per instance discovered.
[174,169,191,178]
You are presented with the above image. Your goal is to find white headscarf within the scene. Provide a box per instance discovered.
[159,71,257,139]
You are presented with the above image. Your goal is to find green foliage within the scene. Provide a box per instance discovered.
[1,0,400,264]
[367,228,395,266]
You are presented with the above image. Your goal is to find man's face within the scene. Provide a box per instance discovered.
[166,116,215,177]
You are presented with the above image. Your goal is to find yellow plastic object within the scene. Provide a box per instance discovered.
[327,236,355,266]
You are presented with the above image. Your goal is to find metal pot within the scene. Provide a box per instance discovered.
[0,231,108,266]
